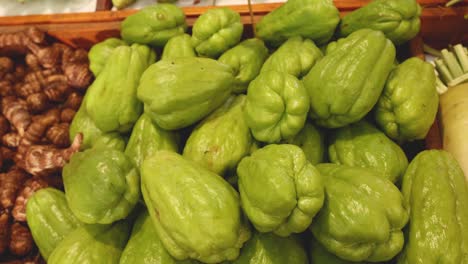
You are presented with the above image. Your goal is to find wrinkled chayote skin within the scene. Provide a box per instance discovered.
[120,210,200,264]
[191,7,243,58]
[48,221,130,264]
[85,44,156,133]
[328,120,408,183]
[125,113,179,168]
[183,95,253,176]
[113,0,135,9]
[224,232,308,264]
[237,144,324,237]
[261,36,323,78]
[311,163,409,262]
[398,150,468,264]
[245,70,309,143]
[26,188,83,260]
[121,4,187,47]
[375,57,438,142]
[285,122,325,165]
[303,29,396,128]
[69,104,102,150]
[339,0,421,45]
[162,34,196,60]
[218,38,269,93]
[88,38,127,77]
[309,238,370,264]
[93,132,127,151]
[141,151,251,263]
[138,57,234,130]
[256,0,340,46]
[63,148,140,224]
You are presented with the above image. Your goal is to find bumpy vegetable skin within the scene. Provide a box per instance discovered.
[120,210,200,264]
[225,232,308,264]
[398,150,468,264]
[245,70,309,143]
[125,113,179,168]
[261,36,322,78]
[303,29,395,128]
[141,151,250,263]
[339,0,421,45]
[137,57,234,130]
[121,4,187,47]
[26,188,83,260]
[375,57,438,142]
[63,148,140,224]
[311,163,409,262]
[218,39,269,93]
[256,0,340,46]
[328,120,408,183]
[48,221,130,264]
[285,122,325,165]
[88,38,127,77]
[183,95,253,176]
[191,8,243,58]
[85,44,156,133]
[237,144,324,237]
[162,34,196,60]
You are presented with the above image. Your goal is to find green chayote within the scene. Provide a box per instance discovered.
[303,29,395,128]
[339,0,421,45]
[113,0,135,9]
[191,8,243,58]
[121,4,187,47]
[398,150,468,264]
[69,104,102,150]
[88,38,127,77]
[183,95,253,176]
[285,122,325,165]
[162,34,196,60]
[26,188,83,260]
[225,232,308,264]
[310,238,369,264]
[237,144,324,237]
[125,113,179,168]
[375,57,438,142]
[218,38,269,93]
[63,148,140,224]
[120,210,200,264]
[245,70,309,143]
[261,36,323,78]
[328,120,408,183]
[92,132,127,151]
[48,221,130,264]
[256,0,340,46]
[85,44,156,133]
[69,105,126,151]
[311,163,409,262]
[137,57,234,130]
[141,151,251,263]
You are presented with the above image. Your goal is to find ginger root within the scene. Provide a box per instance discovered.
[26,93,49,113]
[21,109,60,147]
[9,222,34,256]
[0,211,10,255]
[46,123,70,147]
[0,169,28,210]
[60,108,76,123]
[1,97,31,137]
[0,114,9,138]
[2,133,20,148]
[64,92,83,110]
[17,133,82,177]
[12,178,48,222]
[0,57,14,77]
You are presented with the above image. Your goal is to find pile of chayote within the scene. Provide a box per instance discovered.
[26,0,468,264]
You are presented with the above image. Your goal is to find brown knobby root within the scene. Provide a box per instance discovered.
[12,178,48,222]
[9,222,34,256]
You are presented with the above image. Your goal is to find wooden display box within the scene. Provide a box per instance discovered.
[0,0,466,151]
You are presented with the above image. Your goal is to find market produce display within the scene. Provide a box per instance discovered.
[0,27,92,262]
[2,0,467,263]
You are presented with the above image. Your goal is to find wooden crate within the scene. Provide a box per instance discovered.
[0,0,465,150]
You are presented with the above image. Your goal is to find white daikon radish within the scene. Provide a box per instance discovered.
[440,82,468,181]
